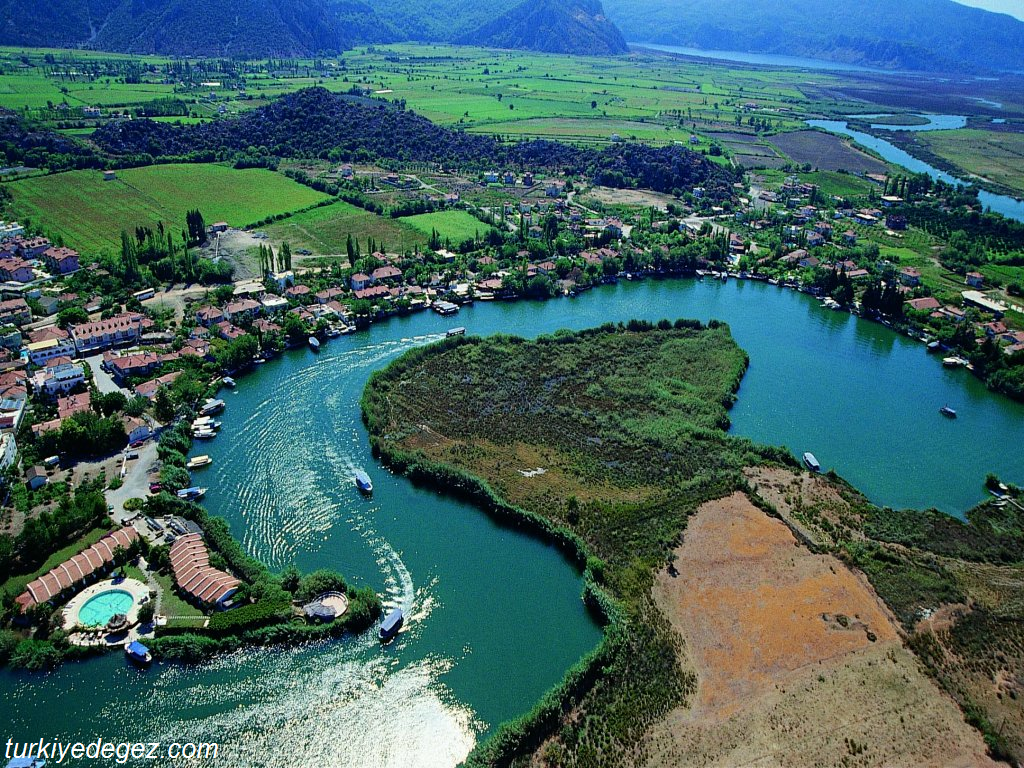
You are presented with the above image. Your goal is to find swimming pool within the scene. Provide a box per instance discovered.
[77,590,135,627]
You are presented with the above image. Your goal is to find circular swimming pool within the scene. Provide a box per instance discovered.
[77,589,135,627]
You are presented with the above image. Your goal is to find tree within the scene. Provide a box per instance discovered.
[56,306,89,329]
[137,601,156,624]
[281,242,292,272]
[154,387,175,423]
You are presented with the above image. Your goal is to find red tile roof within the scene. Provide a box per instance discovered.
[16,528,138,610]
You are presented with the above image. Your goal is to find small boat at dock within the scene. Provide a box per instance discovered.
[432,300,459,316]
[193,429,216,440]
[354,470,373,494]
[221,376,236,388]
[803,452,821,473]
[200,398,226,416]
[446,327,466,337]
[187,455,212,469]
[942,357,965,368]
[940,405,957,419]
[125,641,152,665]
[176,486,207,500]
[309,336,320,351]
[379,608,404,641]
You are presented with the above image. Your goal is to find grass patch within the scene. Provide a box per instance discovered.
[152,570,206,619]
[916,128,1024,197]
[262,198,426,255]
[6,163,329,254]
[401,210,492,243]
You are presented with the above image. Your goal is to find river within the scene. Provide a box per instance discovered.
[2,278,1023,766]
[806,118,1024,222]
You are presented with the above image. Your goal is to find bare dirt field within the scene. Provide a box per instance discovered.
[643,492,996,767]
[769,131,888,175]
[583,185,680,211]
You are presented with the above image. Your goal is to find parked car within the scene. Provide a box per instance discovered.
[130,440,144,449]
[149,482,162,493]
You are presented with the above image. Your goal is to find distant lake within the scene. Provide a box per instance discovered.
[632,42,890,73]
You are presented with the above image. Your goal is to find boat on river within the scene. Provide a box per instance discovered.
[354,470,373,494]
[943,357,965,368]
[803,452,822,473]
[379,608,404,641]
[221,376,236,388]
[187,455,212,469]
[446,327,466,337]
[940,405,958,419]
[125,641,152,665]
[309,336,320,351]
[200,398,225,416]
[193,429,216,440]
[176,486,207,501]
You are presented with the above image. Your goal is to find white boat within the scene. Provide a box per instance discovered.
[193,429,217,440]
[803,452,821,473]
[187,455,212,469]
[446,327,466,337]
[309,336,321,351]
[221,376,236,388]
[200,398,226,415]
[176,486,206,500]
[942,357,964,368]
[355,470,373,494]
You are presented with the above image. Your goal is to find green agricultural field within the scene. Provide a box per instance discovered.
[400,210,493,243]
[915,129,1024,197]
[262,199,427,256]
[6,164,329,254]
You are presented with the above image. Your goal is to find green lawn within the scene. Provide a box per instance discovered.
[0,527,112,599]
[401,210,492,243]
[7,163,329,255]
[262,199,427,255]
[152,570,206,619]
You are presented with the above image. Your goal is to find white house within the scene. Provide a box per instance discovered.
[32,362,86,397]
[125,417,152,444]
[26,337,77,366]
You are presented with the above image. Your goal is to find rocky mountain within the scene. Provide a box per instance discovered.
[0,0,627,57]
[456,0,627,55]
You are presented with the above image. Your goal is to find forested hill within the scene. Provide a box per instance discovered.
[0,0,627,57]
[604,0,1024,72]
[91,88,735,196]
[456,0,627,55]
[0,0,356,57]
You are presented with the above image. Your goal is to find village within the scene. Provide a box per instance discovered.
[0,154,1021,671]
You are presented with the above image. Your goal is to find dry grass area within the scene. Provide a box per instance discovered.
[643,492,996,767]
[581,185,680,211]
[745,466,863,547]
[403,429,656,511]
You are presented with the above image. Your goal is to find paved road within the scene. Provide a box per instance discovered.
[107,439,160,524]
[84,354,126,396]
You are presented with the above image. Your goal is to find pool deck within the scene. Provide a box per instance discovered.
[62,577,151,634]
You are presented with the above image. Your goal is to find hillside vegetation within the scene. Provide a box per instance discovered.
[92,88,737,195]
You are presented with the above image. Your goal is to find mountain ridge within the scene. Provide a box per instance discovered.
[602,0,1024,72]
[456,0,627,56]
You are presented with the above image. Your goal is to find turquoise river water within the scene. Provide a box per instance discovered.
[2,278,1023,766]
